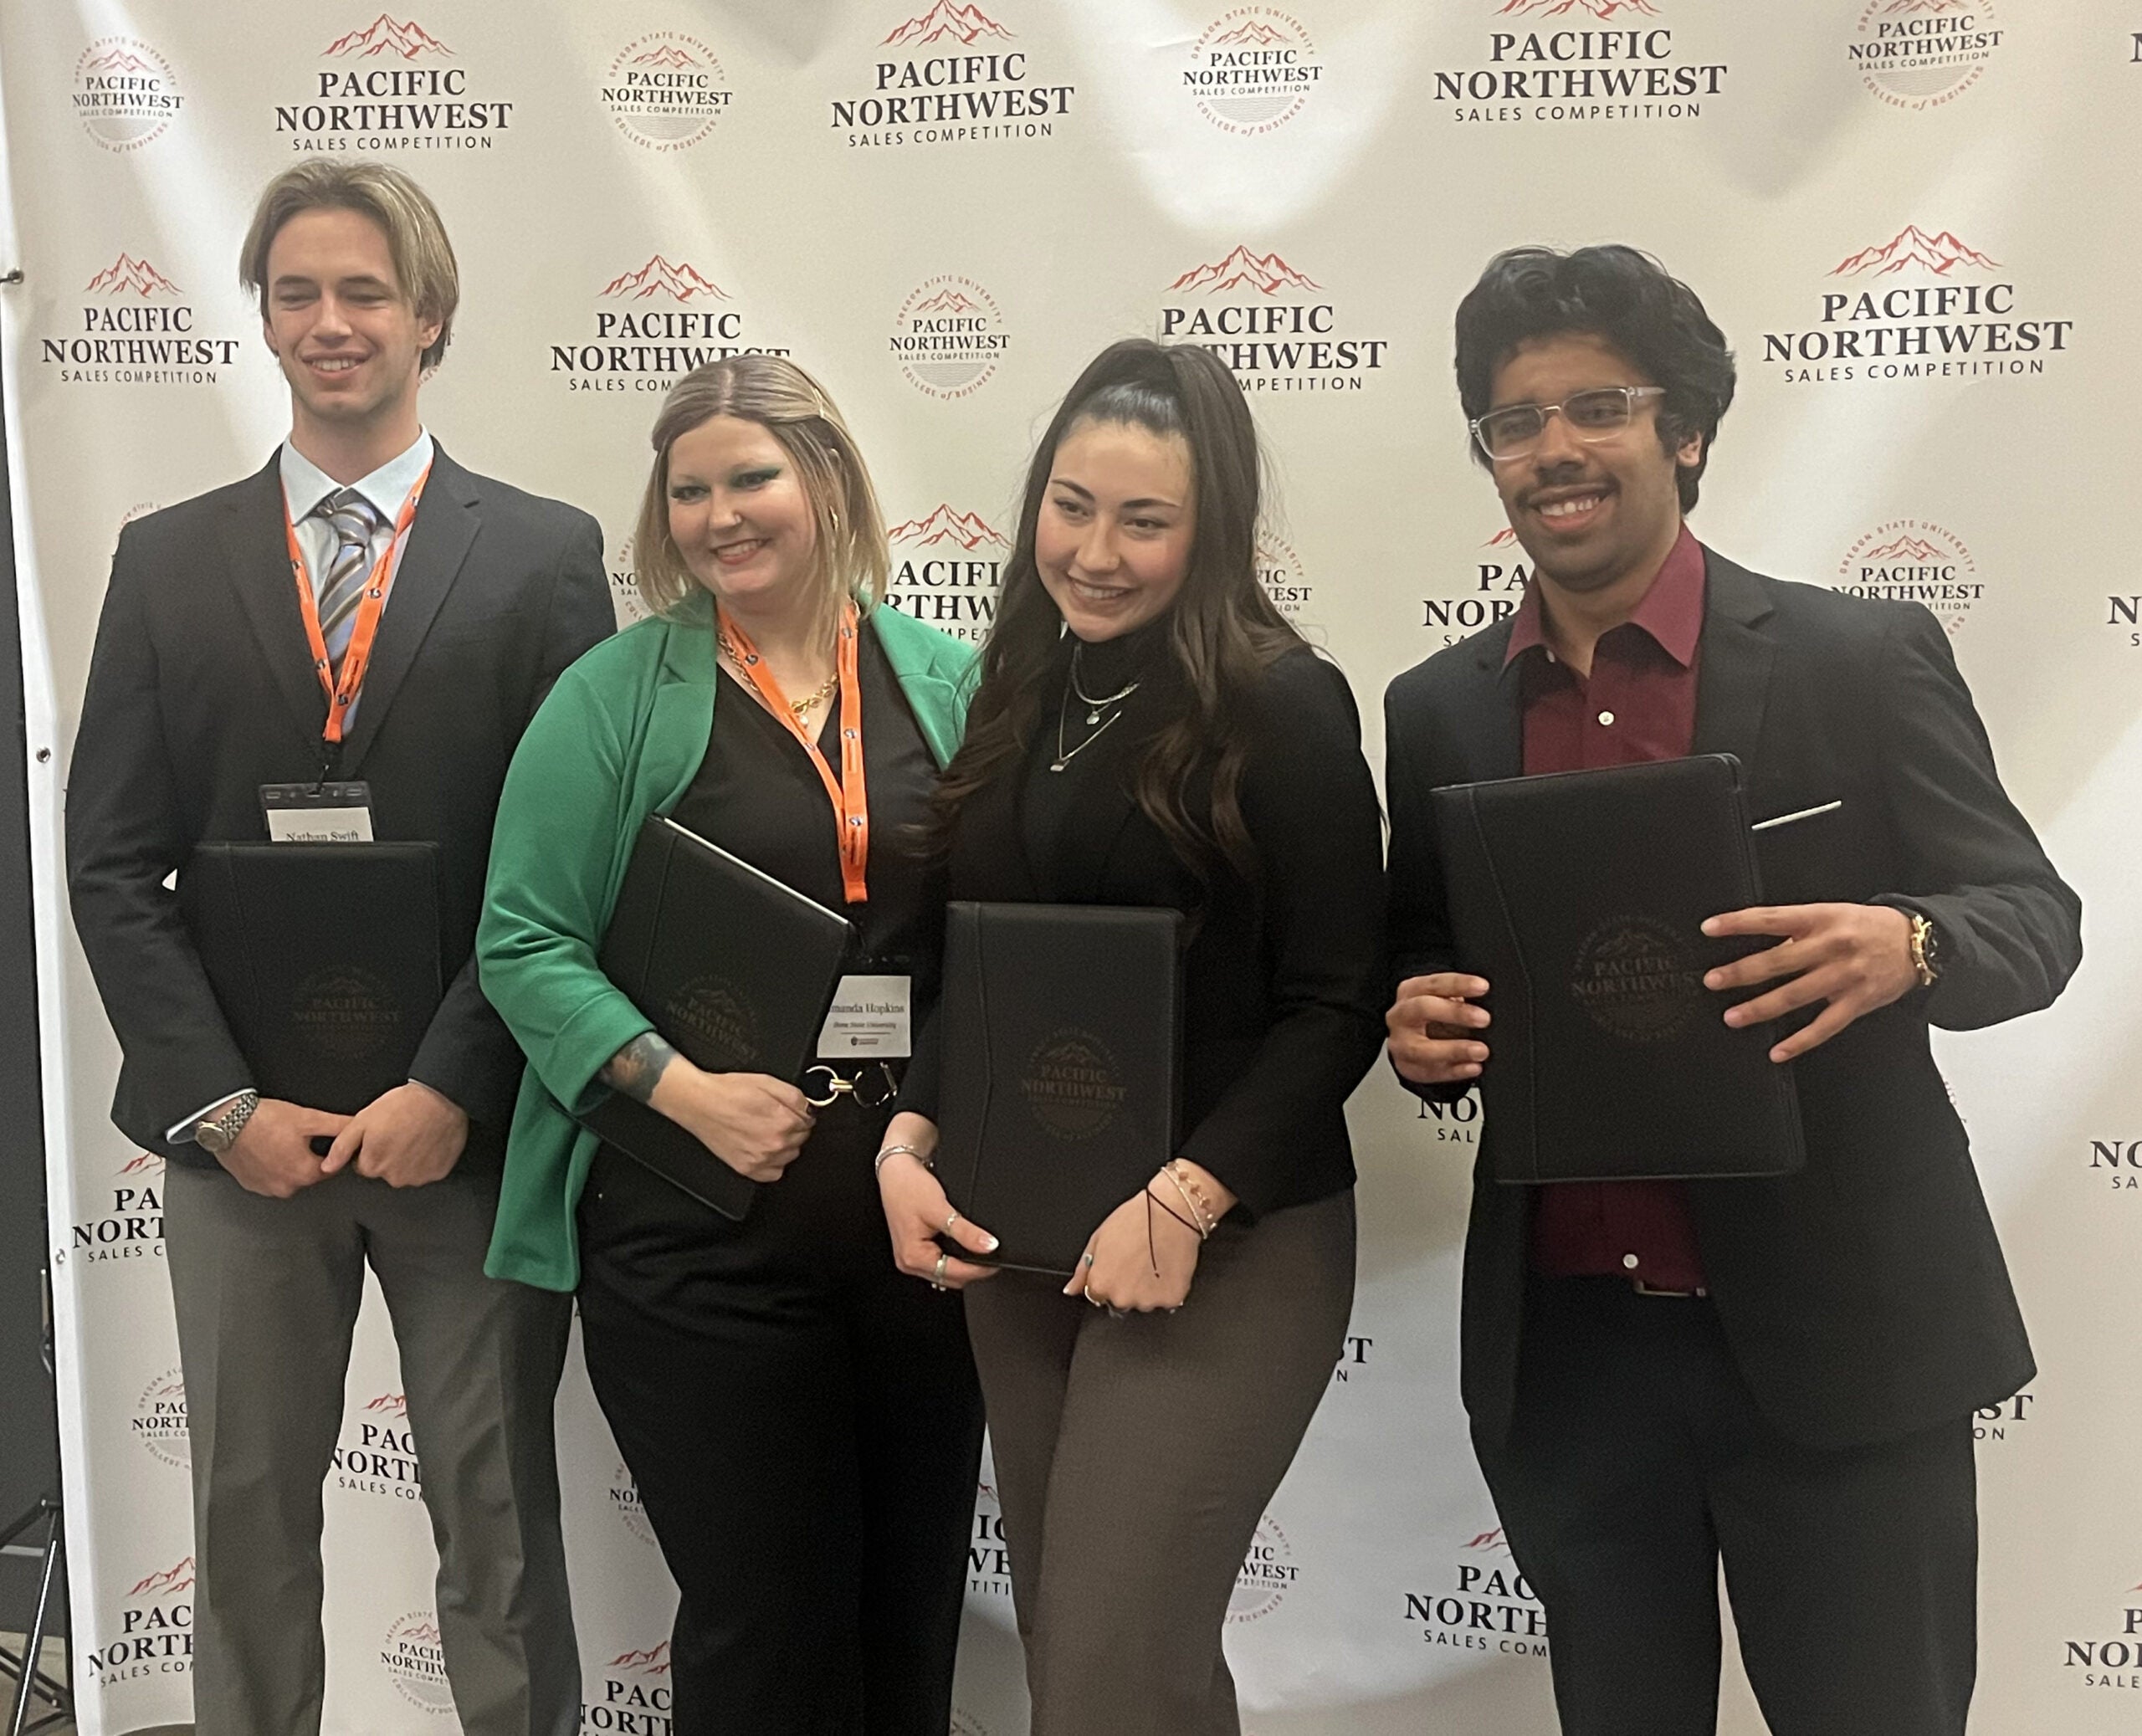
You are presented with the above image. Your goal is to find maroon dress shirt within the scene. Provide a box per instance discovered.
[1507,526,1711,1293]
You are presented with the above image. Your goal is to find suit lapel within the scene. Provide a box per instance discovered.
[1691,551,1778,773]
[1464,622,1525,782]
[340,447,480,774]
[220,455,332,754]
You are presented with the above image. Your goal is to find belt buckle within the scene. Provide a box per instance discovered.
[1631,1278,1706,1298]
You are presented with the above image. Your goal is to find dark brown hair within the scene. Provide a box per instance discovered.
[929,339,1300,881]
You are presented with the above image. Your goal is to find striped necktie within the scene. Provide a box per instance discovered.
[311,488,387,675]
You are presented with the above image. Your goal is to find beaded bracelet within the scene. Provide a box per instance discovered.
[1161,1162,1215,1238]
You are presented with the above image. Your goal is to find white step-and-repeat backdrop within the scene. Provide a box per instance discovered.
[3,3,2137,1732]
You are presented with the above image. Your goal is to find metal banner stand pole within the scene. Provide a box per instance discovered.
[0,1489,69,1736]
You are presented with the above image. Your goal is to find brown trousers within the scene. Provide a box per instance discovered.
[963,1189,1355,1736]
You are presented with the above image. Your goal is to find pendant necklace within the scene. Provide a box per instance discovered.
[1051,643,1139,773]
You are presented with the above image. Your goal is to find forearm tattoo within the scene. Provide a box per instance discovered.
[602,1032,679,1104]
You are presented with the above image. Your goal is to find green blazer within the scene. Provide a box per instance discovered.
[478,593,975,1291]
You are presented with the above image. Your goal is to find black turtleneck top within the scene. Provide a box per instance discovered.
[904,620,1386,1220]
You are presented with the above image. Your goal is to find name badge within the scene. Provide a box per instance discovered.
[260,781,375,843]
[817,974,912,1058]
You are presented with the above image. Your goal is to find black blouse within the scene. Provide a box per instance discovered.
[905,627,1387,1219]
[669,618,944,1022]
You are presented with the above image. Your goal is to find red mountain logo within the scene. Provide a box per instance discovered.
[888,505,1007,549]
[911,286,983,315]
[128,1558,195,1599]
[609,1642,673,1675]
[365,1393,409,1418]
[1860,534,1949,562]
[85,254,182,297]
[1831,227,2001,277]
[884,3,1014,48]
[119,1150,166,1175]
[397,1619,443,1644]
[1881,0,1969,14]
[1483,527,1519,548]
[631,43,705,69]
[146,1375,185,1401]
[1168,247,1321,296]
[323,15,454,59]
[1499,0,1660,17]
[1464,1529,1512,1552]
[81,48,159,74]
[1209,20,1293,46]
[601,256,729,301]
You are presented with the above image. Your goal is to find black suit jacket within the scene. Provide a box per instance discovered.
[66,445,612,1173]
[1384,549,2082,1450]
[911,646,1387,1218]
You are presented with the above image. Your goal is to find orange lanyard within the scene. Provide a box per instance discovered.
[718,602,871,904]
[282,460,433,745]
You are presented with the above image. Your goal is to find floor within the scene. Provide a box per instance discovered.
[0,1631,73,1733]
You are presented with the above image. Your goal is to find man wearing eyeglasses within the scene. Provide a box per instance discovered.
[1381,245,2079,1735]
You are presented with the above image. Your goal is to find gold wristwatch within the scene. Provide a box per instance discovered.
[1906,911,1941,990]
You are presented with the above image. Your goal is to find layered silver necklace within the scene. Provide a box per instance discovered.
[1049,641,1140,773]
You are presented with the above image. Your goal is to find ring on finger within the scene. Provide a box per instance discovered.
[943,1210,959,1235]
[932,1251,949,1285]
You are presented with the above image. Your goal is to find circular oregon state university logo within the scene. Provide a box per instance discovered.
[132,1368,189,1469]
[664,976,760,1069]
[40,253,243,388]
[1186,9,1322,134]
[1571,918,1704,1042]
[73,38,184,151]
[884,504,1007,643]
[274,15,516,153]
[1021,1031,1127,1141]
[1158,248,1389,393]
[603,32,732,151]
[381,1611,453,1713]
[587,1642,671,1732]
[833,3,1076,149]
[1257,531,1312,619]
[1228,1513,1298,1623]
[291,965,404,1060]
[1432,0,1729,127]
[612,1462,658,1547]
[890,276,1009,398]
[1849,0,2003,111]
[1762,225,2073,387]
[1835,520,1981,633]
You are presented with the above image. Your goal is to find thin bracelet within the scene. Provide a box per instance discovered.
[1161,1165,1213,1239]
[1145,1187,1204,1238]
[874,1142,930,1178]
[1164,1160,1219,1236]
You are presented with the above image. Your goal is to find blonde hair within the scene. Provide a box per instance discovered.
[239,160,459,370]
[633,356,891,634]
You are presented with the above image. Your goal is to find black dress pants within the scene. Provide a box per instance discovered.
[1473,1276,1978,1736]
[576,1101,984,1736]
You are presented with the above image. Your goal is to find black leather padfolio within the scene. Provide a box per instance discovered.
[934,902,1184,1275]
[181,841,443,1116]
[586,814,854,1219]
[1430,754,1805,1183]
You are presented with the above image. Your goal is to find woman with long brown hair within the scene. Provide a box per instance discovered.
[874,338,1386,1733]
[478,356,982,1733]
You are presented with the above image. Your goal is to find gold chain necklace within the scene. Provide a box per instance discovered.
[718,632,838,719]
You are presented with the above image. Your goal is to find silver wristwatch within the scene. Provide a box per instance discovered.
[193,1089,261,1155]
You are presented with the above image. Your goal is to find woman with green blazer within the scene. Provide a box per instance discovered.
[476,356,981,1736]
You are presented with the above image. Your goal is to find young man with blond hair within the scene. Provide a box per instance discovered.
[67,160,610,1736]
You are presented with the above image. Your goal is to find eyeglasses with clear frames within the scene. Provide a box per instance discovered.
[1470,385,1668,463]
